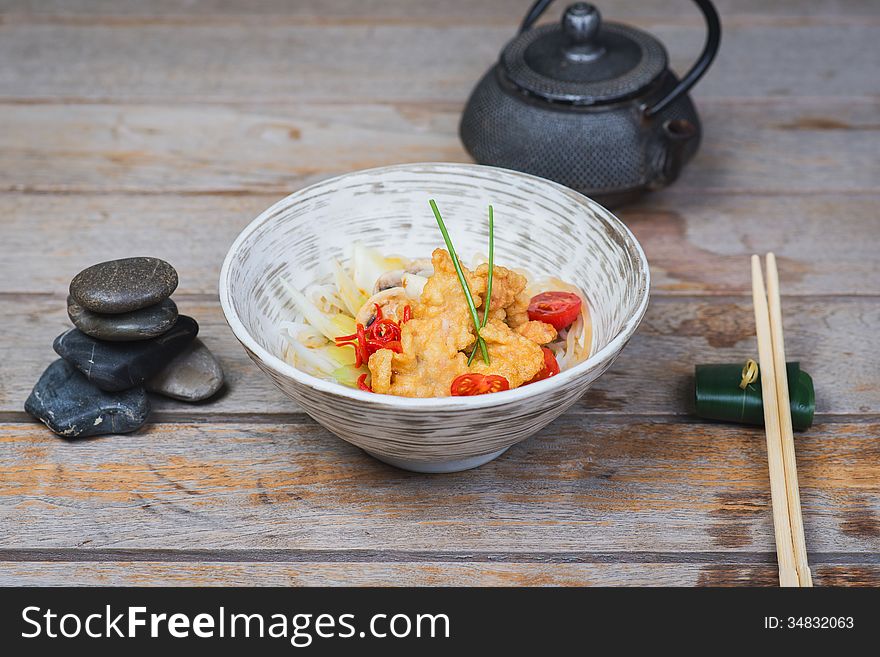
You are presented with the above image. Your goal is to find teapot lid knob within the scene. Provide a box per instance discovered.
[500,0,668,104]
[562,3,605,61]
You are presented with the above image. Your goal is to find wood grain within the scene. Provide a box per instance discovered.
[2,296,878,419]
[0,0,877,587]
[1,419,878,554]
[1,100,878,194]
[2,193,878,296]
[2,561,878,587]
[1,23,877,103]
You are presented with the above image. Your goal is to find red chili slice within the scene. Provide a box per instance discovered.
[357,373,373,392]
[526,347,560,385]
[527,291,582,330]
[355,323,369,366]
[369,318,402,343]
[337,313,407,366]
[402,305,412,323]
[450,373,510,396]
[381,340,403,353]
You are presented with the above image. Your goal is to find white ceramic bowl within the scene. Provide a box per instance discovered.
[220,163,649,473]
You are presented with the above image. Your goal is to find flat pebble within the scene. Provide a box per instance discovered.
[147,339,224,401]
[67,296,179,342]
[70,256,178,314]
[53,315,199,392]
[25,359,150,438]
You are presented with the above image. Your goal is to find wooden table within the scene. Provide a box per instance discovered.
[1,0,878,587]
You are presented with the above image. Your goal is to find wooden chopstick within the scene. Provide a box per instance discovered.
[765,253,813,587]
[751,255,800,587]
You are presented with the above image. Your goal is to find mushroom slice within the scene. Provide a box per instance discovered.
[373,269,406,294]
[372,259,433,294]
[355,287,410,326]
[406,258,433,277]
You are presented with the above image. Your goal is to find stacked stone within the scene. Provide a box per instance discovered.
[25,257,224,439]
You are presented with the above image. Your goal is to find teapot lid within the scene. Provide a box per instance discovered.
[502,2,668,104]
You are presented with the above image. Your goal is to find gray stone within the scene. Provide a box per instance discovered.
[53,315,199,392]
[147,339,224,401]
[25,359,150,439]
[69,256,178,314]
[67,296,179,342]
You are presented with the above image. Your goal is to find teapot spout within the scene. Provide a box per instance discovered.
[652,118,699,188]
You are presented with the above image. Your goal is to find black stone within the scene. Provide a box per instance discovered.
[53,315,199,392]
[25,360,150,438]
[147,339,224,402]
[70,257,178,314]
[67,295,178,342]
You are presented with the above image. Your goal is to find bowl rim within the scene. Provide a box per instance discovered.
[219,162,650,410]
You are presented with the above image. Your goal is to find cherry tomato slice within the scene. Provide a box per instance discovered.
[481,374,511,393]
[526,347,560,385]
[527,291,582,330]
[450,373,510,396]
[450,374,483,396]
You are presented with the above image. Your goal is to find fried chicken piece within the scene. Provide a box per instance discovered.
[366,249,545,396]
[367,249,474,397]
[474,262,527,323]
[515,320,557,345]
[367,348,394,394]
[505,290,531,328]
[468,318,544,388]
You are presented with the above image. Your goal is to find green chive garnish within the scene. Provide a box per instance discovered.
[468,205,493,365]
[429,199,490,365]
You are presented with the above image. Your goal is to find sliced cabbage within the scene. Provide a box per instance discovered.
[280,278,356,341]
[351,242,407,295]
[332,258,368,317]
[331,364,365,388]
[279,320,326,349]
[307,283,345,315]
[282,338,337,375]
[282,335,358,374]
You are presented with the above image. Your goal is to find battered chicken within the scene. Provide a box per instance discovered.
[473,262,527,324]
[467,319,545,388]
[367,248,547,396]
[515,320,557,345]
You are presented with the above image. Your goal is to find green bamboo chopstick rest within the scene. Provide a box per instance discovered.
[694,362,815,431]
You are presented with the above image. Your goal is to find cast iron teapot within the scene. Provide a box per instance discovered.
[460,0,721,206]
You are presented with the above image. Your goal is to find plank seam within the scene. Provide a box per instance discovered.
[1,549,878,565]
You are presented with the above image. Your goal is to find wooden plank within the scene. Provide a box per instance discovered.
[1,420,878,553]
[620,194,880,296]
[1,24,877,103]
[1,194,878,297]
[1,296,878,418]
[2,560,878,587]
[1,101,877,194]
[2,0,877,24]
[0,103,465,193]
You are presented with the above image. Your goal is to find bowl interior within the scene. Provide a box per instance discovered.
[223,163,648,393]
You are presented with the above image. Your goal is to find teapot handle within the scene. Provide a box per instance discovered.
[518,0,721,118]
